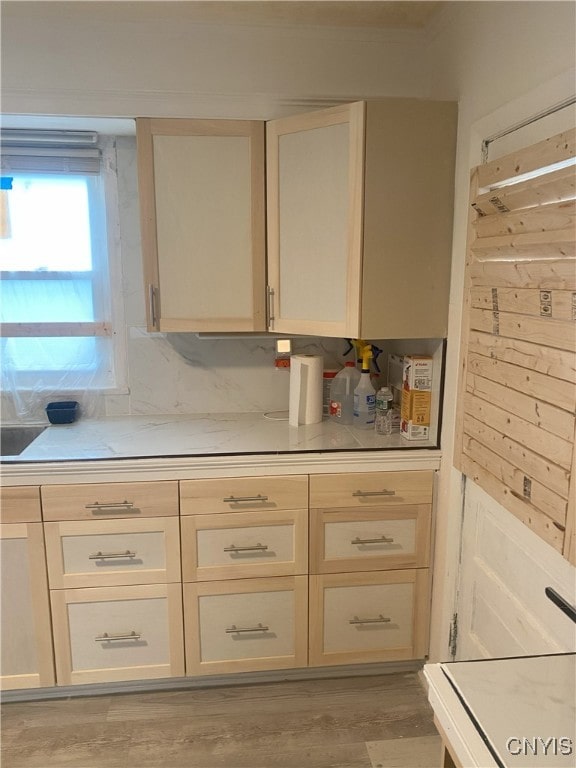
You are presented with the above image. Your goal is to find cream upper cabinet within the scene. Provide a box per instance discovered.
[137,118,266,333]
[266,100,457,338]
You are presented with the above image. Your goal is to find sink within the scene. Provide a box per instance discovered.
[0,425,47,456]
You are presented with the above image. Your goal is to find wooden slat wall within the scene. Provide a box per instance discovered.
[456,128,576,563]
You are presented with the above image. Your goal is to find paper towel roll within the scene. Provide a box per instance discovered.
[289,355,324,427]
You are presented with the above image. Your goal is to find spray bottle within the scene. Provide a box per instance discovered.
[353,343,376,429]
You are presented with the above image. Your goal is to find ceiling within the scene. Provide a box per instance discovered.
[2,1,446,30]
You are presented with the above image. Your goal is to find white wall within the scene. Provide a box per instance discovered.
[1,3,432,119]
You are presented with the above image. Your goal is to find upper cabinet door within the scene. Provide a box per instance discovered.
[137,118,266,332]
[267,100,457,339]
[266,103,365,338]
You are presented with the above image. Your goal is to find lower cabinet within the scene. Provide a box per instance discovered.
[184,576,308,676]
[309,569,430,667]
[1,469,434,691]
[51,583,185,685]
[0,521,55,689]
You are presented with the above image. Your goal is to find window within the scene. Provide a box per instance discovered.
[0,131,125,401]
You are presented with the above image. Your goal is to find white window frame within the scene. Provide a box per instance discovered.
[0,136,127,394]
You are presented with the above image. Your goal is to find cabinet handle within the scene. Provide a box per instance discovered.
[351,536,394,545]
[352,490,396,498]
[149,284,158,328]
[85,501,138,514]
[222,494,269,503]
[267,286,275,329]
[349,615,391,625]
[223,543,269,553]
[89,550,137,560]
[225,623,269,634]
[94,631,141,642]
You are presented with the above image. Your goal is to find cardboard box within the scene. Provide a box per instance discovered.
[400,355,432,440]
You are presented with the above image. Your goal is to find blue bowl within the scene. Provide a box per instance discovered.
[46,401,79,424]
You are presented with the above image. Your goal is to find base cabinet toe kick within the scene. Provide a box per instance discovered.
[1,469,435,693]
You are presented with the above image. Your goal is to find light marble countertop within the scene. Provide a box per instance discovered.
[425,653,576,768]
[0,412,442,485]
[2,412,438,463]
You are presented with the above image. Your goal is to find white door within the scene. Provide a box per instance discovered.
[454,103,576,660]
[455,480,576,659]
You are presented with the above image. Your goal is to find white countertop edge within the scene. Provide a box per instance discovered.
[0,449,442,485]
[424,664,499,768]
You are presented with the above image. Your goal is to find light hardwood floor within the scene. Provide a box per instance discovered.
[1,672,441,768]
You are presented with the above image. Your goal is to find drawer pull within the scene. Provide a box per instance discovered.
[349,615,391,625]
[222,494,269,503]
[89,550,137,560]
[225,623,269,634]
[223,543,269,553]
[351,536,394,545]
[85,501,137,513]
[94,631,141,642]
[352,490,396,498]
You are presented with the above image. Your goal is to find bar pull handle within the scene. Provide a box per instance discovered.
[352,490,396,498]
[351,536,394,545]
[89,550,137,560]
[267,286,275,329]
[85,501,138,514]
[222,494,269,504]
[149,284,158,328]
[224,543,269,553]
[349,615,391,625]
[545,587,576,624]
[95,631,141,642]
[225,623,269,634]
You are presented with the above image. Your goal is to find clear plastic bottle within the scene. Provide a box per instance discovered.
[329,362,360,425]
[353,367,376,429]
[375,386,394,435]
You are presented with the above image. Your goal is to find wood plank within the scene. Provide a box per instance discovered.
[471,229,575,261]
[460,455,565,553]
[462,437,567,525]
[563,422,576,565]
[472,165,575,217]
[470,287,576,321]
[476,128,576,188]
[469,308,576,352]
[0,322,111,338]
[473,200,576,238]
[469,259,576,290]
[466,370,575,442]
[463,412,570,498]
[466,351,576,413]
[467,330,576,383]
[464,393,573,471]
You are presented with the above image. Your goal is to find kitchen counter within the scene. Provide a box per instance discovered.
[425,653,576,768]
[0,413,441,485]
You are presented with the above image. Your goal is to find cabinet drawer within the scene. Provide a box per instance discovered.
[51,583,184,685]
[41,481,179,521]
[182,509,307,582]
[310,505,431,574]
[0,486,42,523]
[184,576,308,675]
[44,518,181,589]
[309,570,429,666]
[180,475,308,515]
[310,471,434,508]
